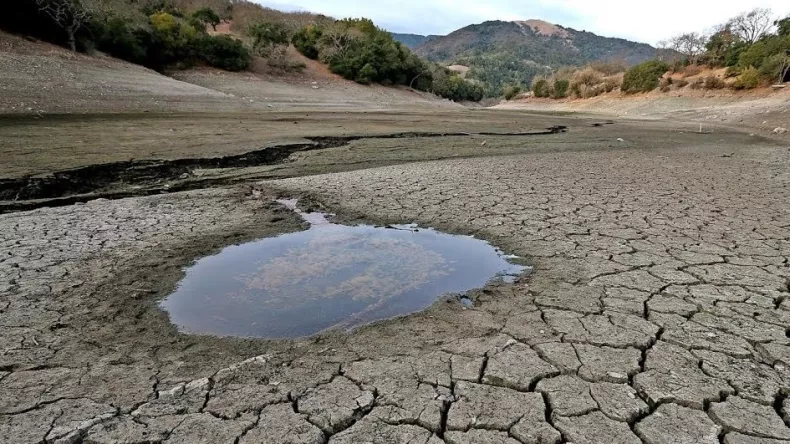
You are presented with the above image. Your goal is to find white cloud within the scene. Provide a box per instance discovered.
[255,0,790,44]
[538,0,790,43]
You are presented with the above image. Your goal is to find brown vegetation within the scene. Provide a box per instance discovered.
[534,63,624,99]
[680,64,703,78]
[228,0,329,34]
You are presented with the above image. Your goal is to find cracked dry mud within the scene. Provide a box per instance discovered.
[2,119,790,444]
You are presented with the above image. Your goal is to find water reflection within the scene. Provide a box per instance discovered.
[161,202,526,338]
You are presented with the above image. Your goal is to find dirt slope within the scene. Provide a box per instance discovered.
[498,87,790,138]
[0,31,246,114]
[172,48,459,110]
[0,31,457,115]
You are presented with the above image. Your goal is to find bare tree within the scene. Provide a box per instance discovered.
[728,8,775,44]
[777,54,790,84]
[317,23,362,61]
[668,33,708,64]
[655,39,674,61]
[34,0,91,51]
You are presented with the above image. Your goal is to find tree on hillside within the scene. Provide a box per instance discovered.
[728,8,775,44]
[192,7,220,31]
[291,24,322,59]
[777,16,790,37]
[317,21,363,61]
[248,22,289,57]
[668,32,707,64]
[34,0,91,51]
[775,54,790,83]
[705,25,747,67]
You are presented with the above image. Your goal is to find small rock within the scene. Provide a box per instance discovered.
[608,371,627,380]
[773,127,787,134]
[617,138,625,142]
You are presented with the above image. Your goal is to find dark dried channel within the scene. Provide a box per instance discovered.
[0,126,568,213]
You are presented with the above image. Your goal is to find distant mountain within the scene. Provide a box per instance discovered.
[410,20,676,95]
[415,20,667,66]
[391,33,439,49]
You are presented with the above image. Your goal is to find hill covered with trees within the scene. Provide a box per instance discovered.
[0,0,483,102]
[391,33,438,49]
[409,20,674,96]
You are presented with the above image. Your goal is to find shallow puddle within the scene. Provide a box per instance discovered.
[161,200,527,338]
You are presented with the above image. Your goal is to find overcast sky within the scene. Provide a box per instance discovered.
[260,0,790,44]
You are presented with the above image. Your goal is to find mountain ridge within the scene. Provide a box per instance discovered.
[411,19,665,66]
[391,33,440,49]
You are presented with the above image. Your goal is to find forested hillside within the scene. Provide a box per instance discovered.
[391,33,438,49]
[0,0,483,102]
[410,20,673,96]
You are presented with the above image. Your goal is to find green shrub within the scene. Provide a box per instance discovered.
[502,84,521,100]
[93,18,149,66]
[356,63,377,84]
[316,19,411,85]
[778,16,790,37]
[553,79,569,98]
[621,60,670,94]
[140,1,183,17]
[758,53,790,83]
[291,25,322,59]
[739,36,790,69]
[432,72,485,102]
[705,30,748,68]
[148,12,200,68]
[532,78,551,97]
[248,22,289,57]
[704,75,726,89]
[150,12,197,46]
[733,66,762,89]
[195,35,250,71]
[724,66,741,78]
